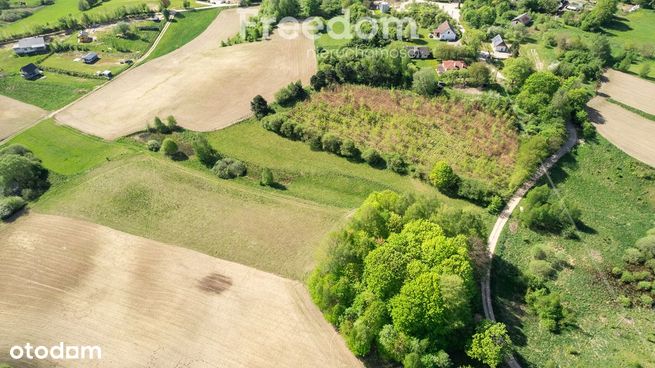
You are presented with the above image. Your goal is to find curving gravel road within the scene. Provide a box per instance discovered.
[481,121,578,368]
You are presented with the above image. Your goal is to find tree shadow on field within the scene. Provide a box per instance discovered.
[601,17,632,33]
[491,255,529,348]
[2,207,31,223]
[269,182,287,190]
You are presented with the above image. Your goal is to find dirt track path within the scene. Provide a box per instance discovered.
[0,213,362,368]
[0,95,46,141]
[482,121,578,368]
[54,8,317,139]
[587,96,655,168]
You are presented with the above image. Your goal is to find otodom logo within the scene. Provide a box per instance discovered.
[9,342,102,360]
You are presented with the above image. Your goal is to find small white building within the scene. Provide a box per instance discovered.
[379,1,390,13]
[491,34,509,53]
[13,36,47,55]
[430,21,457,41]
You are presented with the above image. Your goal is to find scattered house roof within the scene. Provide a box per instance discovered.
[437,60,467,74]
[82,52,99,64]
[491,34,505,47]
[13,36,47,54]
[430,21,458,41]
[19,63,42,79]
[405,46,432,59]
[435,21,455,35]
[511,13,532,25]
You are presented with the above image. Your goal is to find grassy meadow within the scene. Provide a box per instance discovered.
[492,137,655,367]
[144,8,221,61]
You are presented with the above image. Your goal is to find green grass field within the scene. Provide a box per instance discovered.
[144,8,221,61]
[0,71,102,110]
[0,0,195,40]
[493,137,655,367]
[314,16,351,50]
[5,119,135,175]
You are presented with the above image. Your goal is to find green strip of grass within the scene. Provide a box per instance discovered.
[607,97,655,123]
[144,8,223,61]
[4,119,135,175]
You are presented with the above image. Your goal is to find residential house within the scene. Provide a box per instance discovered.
[379,1,390,13]
[511,13,532,26]
[405,46,432,59]
[78,30,93,43]
[82,52,99,64]
[437,60,467,74]
[491,34,509,53]
[20,63,43,79]
[430,21,457,41]
[12,36,47,55]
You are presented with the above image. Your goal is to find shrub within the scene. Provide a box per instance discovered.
[487,195,504,215]
[646,259,655,273]
[412,68,438,96]
[532,245,549,261]
[166,115,178,131]
[386,153,408,175]
[212,158,247,179]
[620,271,635,284]
[260,168,274,186]
[321,132,342,153]
[262,114,285,133]
[192,135,220,167]
[146,140,160,152]
[526,288,568,332]
[529,259,555,282]
[0,196,27,220]
[640,294,653,307]
[275,81,307,107]
[161,138,177,156]
[153,116,169,134]
[251,95,271,119]
[362,148,385,168]
[339,139,359,158]
[429,161,459,196]
[611,267,623,277]
[618,295,632,308]
[280,120,299,139]
[636,236,655,259]
[634,271,650,281]
[623,247,645,265]
[637,281,652,291]
[457,178,495,205]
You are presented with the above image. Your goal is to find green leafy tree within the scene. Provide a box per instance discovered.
[639,63,651,78]
[166,115,178,131]
[192,135,220,167]
[412,68,438,96]
[429,161,459,196]
[503,57,534,93]
[466,62,491,87]
[260,168,274,186]
[251,95,271,119]
[153,116,169,134]
[466,321,512,368]
[161,138,178,156]
[390,271,445,337]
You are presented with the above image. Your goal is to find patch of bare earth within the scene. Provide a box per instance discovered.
[0,214,362,368]
[587,96,655,168]
[599,69,655,116]
[54,8,317,139]
[0,95,46,140]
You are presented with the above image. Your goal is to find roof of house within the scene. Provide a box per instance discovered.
[512,13,532,24]
[15,36,46,49]
[83,52,98,60]
[441,60,467,71]
[20,63,40,74]
[434,21,455,34]
[491,34,506,47]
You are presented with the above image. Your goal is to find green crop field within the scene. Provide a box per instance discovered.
[492,137,655,367]
[144,8,221,61]
[5,119,135,175]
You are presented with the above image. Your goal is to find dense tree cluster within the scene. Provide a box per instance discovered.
[519,184,580,233]
[308,190,504,366]
[611,228,655,308]
[0,145,49,220]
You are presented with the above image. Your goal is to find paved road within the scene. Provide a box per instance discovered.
[481,121,578,368]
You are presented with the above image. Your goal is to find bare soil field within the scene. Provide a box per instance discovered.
[0,95,46,141]
[587,96,655,167]
[599,69,655,116]
[0,214,362,368]
[54,8,317,139]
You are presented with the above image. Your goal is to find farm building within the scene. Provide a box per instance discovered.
[82,52,99,64]
[19,63,43,79]
[430,21,457,41]
[78,31,93,43]
[491,35,509,53]
[13,36,47,55]
[511,13,532,26]
[405,46,432,59]
[437,60,467,74]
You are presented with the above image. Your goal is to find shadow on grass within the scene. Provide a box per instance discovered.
[269,182,287,190]
[492,255,529,347]
[171,152,189,161]
[602,17,632,33]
